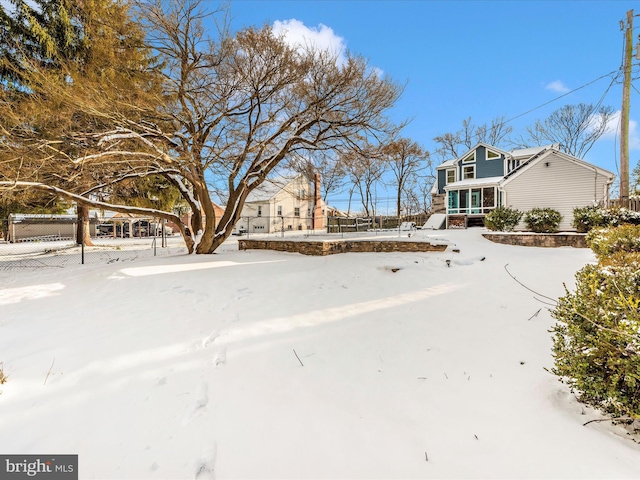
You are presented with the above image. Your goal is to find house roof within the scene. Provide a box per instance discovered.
[508,144,557,159]
[436,159,456,170]
[459,143,509,161]
[8,213,96,221]
[444,176,504,189]
[245,174,307,202]
[501,148,615,186]
[437,143,510,170]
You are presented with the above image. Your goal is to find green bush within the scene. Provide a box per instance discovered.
[523,207,562,233]
[551,260,640,419]
[572,206,640,232]
[610,207,640,227]
[552,225,640,420]
[484,206,522,231]
[587,224,640,258]
[573,206,608,233]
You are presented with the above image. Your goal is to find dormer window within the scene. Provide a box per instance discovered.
[486,149,501,160]
[462,151,476,163]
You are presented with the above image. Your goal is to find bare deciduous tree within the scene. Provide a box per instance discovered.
[433,116,512,161]
[342,144,388,217]
[382,137,430,217]
[286,151,347,204]
[516,103,615,159]
[1,0,403,254]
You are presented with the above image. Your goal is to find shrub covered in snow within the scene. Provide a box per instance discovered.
[484,206,522,232]
[523,208,562,233]
[572,206,640,233]
[573,206,608,233]
[587,224,640,257]
[552,226,640,420]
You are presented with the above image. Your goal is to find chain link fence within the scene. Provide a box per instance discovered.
[0,217,188,269]
[0,212,433,268]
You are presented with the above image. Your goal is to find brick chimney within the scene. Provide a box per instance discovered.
[312,173,324,230]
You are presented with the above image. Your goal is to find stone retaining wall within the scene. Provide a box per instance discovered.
[482,233,588,248]
[238,239,448,256]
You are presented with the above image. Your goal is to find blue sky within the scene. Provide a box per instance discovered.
[226,0,638,208]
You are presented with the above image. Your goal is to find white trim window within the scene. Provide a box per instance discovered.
[277,205,282,216]
[294,207,300,217]
[257,206,262,217]
[462,165,475,180]
[462,151,476,163]
[486,149,501,160]
[446,168,456,184]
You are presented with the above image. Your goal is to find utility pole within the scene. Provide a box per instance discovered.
[620,9,633,208]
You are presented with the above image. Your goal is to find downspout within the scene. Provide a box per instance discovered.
[585,163,609,206]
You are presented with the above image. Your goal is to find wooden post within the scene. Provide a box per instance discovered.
[620,9,633,208]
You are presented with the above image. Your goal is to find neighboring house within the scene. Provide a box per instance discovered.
[431,143,615,231]
[6,213,99,242]
[235,173,326,233]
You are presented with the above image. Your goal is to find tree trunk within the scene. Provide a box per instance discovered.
[76,203,94,246]
[198,184,249,253]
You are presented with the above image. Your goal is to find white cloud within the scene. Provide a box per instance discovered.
[545,80,570,94]
[272,19,347,66]
[601,110,640,150]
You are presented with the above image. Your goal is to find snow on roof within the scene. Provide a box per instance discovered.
[444,176,504,189]
[435,159,456,170]
[245,176,301,202]
[8,213,98,221]
[509,144,557,158]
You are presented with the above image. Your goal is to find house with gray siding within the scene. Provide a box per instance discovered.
[431,143,615,230]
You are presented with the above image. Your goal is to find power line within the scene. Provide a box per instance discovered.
[504,70,621,125]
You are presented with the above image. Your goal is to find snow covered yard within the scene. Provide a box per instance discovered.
[1,229,639,479]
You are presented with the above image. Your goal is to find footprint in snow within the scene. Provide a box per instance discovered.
[234,287,252,300]
[202,331,219,348]
[213,347,227,367]
[195,443,217,479]
[182,382,209,426]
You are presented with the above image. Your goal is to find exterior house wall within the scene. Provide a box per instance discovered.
[272,176,313,231]
[502,152,612,231]
[432,193,446,214]
[455,145,505,184]
[437,169,447,195]
[238,202,271,233]
[235,175,315,234]
[474,146,505,178]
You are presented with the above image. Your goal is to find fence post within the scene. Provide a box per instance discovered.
[80,217,85,265]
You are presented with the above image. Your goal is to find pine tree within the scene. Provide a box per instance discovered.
[0,0,168,244]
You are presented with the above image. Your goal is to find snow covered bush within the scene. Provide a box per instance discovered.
[573,206,640,233]
[552,225,640,420]
[551,261,640,419]
[609,207,640,227]
[523,208,562,233]
[572,206,608,233]
[0,363,6,385]
[587,224,640,257]
[484,206,522,231]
